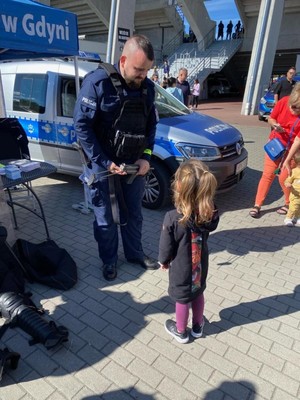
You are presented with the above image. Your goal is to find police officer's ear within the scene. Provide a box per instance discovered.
[120,55,127,70]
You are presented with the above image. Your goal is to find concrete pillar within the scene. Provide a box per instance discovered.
[242,0,284,115]
[109,0,136,64]
[179,0,215,48]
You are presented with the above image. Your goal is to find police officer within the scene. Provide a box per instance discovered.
[73,35,159,281]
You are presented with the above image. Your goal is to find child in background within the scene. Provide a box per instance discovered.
[161,77,168,89]
[158,159,219,343]
[166,77,184,103]
[284,151,300,226]
[163,60,170,78]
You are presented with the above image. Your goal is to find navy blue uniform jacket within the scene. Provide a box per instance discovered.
[159,208,219,304]
[73,64,158,170]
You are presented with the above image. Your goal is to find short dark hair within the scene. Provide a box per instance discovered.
[167,77,176,87]
[130,34,154,61]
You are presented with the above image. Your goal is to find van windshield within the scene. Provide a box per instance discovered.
[154,84,191,118]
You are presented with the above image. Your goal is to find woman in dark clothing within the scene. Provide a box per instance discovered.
[158,159,219,343]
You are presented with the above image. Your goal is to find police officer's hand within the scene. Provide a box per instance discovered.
[135,159,150,176]
[108,162,127,175]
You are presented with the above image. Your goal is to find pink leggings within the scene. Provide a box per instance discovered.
[176,293,204,332]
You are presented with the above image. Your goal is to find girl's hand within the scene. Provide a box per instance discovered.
[284,182,292,188]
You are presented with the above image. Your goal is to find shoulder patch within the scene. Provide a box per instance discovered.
[81,97,97,108]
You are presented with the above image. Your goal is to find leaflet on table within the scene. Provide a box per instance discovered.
[8,160,41,172]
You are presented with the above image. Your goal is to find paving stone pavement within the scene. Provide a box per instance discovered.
[1,103,300,400]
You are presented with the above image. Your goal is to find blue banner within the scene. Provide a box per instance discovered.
[0,0,79,59]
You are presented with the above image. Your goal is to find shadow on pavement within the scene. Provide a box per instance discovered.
[0,291,172,387]
[209,224,300,258]
[204,285,300,337]
[82,388,155,399]
[203,380,257,400]
[216,165,287,214]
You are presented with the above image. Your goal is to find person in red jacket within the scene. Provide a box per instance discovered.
[249,83,300,218]
[158,159,219,343]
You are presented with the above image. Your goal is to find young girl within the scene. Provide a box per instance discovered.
[284,151,300,226]
[166,77,184,103]
[158,159,219,343]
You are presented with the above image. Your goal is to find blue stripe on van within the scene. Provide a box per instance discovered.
[16,117,76,146]
[15,116,181,155]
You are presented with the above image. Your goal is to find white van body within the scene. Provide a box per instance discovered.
[0,59,248,209]
[0,59,96,175]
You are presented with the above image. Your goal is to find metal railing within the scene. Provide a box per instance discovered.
[161,30,184,61]
[149,28,243,85]
[174,39,243,84]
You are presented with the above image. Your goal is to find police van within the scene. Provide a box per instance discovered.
[0,59,248,209]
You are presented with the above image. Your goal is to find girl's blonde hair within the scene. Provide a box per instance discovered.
[289,82,300,106]
[172,159,217,226]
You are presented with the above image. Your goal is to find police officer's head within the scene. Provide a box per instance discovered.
[120,34,154,89]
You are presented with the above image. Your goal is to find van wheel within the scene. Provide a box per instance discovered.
[142,160,171,210]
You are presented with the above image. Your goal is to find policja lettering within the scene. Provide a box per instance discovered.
[22,14,69,44]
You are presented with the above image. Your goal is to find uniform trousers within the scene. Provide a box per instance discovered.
[89,167,145,265]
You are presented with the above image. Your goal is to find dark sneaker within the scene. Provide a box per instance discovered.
[103,263,117,281]
[191,320,205,338]
[164,319,189,344]
[127,255,158,270]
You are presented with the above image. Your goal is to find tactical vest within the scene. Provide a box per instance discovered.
[98,63,150,161]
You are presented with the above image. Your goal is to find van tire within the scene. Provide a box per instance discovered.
[142,159,171,210]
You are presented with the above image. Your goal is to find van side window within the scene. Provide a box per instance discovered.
[59,77,77,118]
[13,74,47,113]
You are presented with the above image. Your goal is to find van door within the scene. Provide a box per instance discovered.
[55,74,82,175]
[11,71,60,168]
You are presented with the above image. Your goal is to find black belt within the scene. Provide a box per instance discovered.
[108,175,128,226]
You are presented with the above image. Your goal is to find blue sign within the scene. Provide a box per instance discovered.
[0,0,79,60]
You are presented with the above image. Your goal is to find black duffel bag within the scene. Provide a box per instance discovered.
[13,239,77,290]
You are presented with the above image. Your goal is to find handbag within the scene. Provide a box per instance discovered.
[264,138,285,161]
[264,117,300,161]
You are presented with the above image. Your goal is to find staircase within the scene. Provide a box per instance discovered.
[149,39,243,86]
[171,39,243,84]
